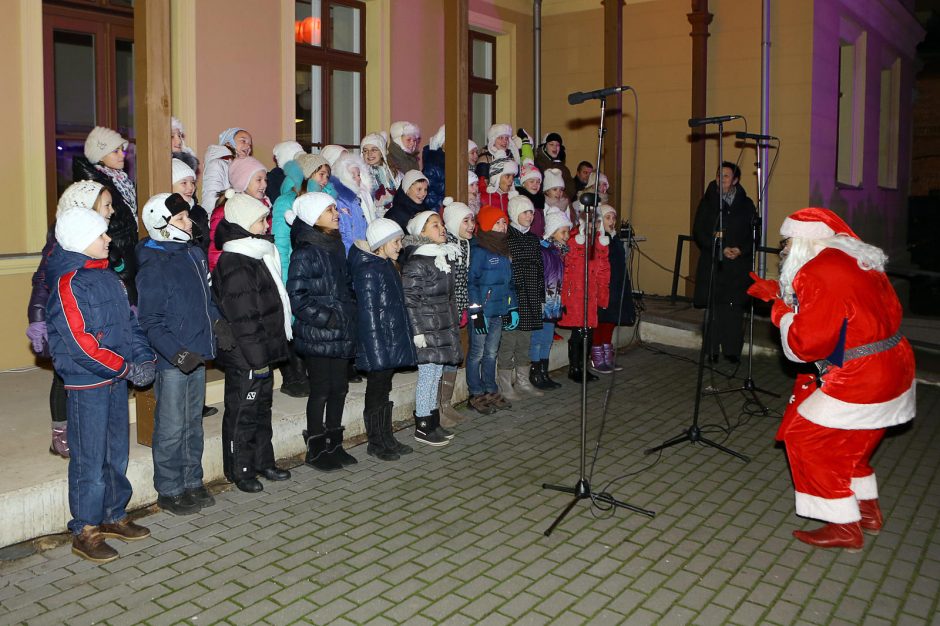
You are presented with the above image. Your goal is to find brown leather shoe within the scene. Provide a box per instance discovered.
[468,394,496,415]
[486,392,512,410]
[99,518,151,542]
[858,499,884,535]
[792,522,863,551]
[72,525,119,563]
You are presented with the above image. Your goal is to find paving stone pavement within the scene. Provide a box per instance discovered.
[1,342,938,625]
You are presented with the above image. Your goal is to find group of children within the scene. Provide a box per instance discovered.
[28,119,634,564]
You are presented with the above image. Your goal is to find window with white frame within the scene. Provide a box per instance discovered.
[836,29,867,187]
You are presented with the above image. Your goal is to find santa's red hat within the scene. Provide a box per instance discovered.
[780,207,859,240]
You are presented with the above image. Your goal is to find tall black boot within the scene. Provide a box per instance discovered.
[365,408,399,461]
[529,362,554,390]
[541,360,562,388]
[568,329,598,382]
[326,426,358,466]
[280,348,309,397]
[303,430,342,472]
[383,402,413,455]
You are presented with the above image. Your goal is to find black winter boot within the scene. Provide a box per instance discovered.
[529,362,554,390]
[430,409,454,440]
[567,329,599,382]
[326,426,358,466]
[541,360,562,388]
[365,408,399,461]
[383,402,412,455]
[414,413,449,446]
[304,430,343,472]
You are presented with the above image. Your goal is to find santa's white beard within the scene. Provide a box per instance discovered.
[779,238,817,307]
[779,235,888,307]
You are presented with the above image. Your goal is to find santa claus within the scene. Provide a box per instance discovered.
[748,207,916,551]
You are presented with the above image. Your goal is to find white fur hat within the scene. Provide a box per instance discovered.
[366,217,404,251]
[57,180,105,218]
[596,203,618,225]
[508,195,535,226]
[360,132,388,157]
[287,191,336,227]
[84,126,128,164]
[468,139,478,153]
[273,141,304,168]
[442,197,473,238]
[587,171,609,190]
[407,210,438,237]
[543,208,573,240]
[319,145,348,167]
[56,208,109,254]
[224,192,269,232]
[402,169,429,192]
[391,121,420,141]
[171,158,196,185]
[543,168,565,191]
[487,123,512,147]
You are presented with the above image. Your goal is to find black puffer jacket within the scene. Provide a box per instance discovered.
[598,233,636,326]
[287,220,357,359]
[400,237,462,366]
[507,226,545,331]
[385,187,426,231]
[210,219,290,371]
[348,242,416,372]
[73,156,140,304]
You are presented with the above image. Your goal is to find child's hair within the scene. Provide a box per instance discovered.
[314,164,331,178]
[92,188,109,212]
[313,224,341,237]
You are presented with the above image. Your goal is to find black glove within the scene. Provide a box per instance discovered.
[468,307,487,335]
[125,361,155,387]
[213,319,236,351]
[172,349,204,374]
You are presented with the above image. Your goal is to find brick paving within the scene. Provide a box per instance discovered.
[1,342,938,625]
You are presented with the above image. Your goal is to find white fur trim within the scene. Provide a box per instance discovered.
[851,474,878,500]
[798,383,916,430]
[779,312,807,363]
[794,491,860,523]
[781,217,835,240]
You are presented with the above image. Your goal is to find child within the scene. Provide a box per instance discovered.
[468,140,479,172]
[467,171,481,214]
[171,158,209,256]
[212,192,292,493]
[440,198,475,426]
[480,159,518,213]
[208,156,268,270]
[543,168,571,223]
[558,213,611,381]
[401,211,463,444]
[516,164,546,238]
[332,153,377,251]
[465,206,517,414]
[170,116,198,172]
[286,192,359,471]
[594,204,636,372]
[202,127,253,210]
[387,121,421,179]
[137,193,234,515]
[502,196,546,397]
[386,170,430,230]
[46,208,155,563]
[422,124,447,211]
[534,132,575,199]
[269,140,305,206]
[348,218,417,460]
[531,210,572,389]
[360,133,400,215]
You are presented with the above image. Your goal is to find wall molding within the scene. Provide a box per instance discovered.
[0,254,42,277]
[21,1,46,253]
[170,0,198,152]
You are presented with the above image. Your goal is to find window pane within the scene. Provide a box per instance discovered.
[295,0,323,46]
[331,69,360,145]
[472,38,494,80]
[471,92,493,147]
[296,65,323,148]
[115,39,134,139]
[331,4,361,54]
[54,31,96,135]
[54,139,86,200]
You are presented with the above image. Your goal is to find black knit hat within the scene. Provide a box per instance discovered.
[543,132,564,145]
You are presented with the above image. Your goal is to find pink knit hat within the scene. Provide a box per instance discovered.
[228,157,267,193]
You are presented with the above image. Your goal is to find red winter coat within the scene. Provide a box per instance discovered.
[558,229,610,328]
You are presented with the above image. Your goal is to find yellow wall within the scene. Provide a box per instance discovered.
[1,0,29,255]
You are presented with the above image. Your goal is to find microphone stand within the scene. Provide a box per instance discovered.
[645,119,750,462]
[542,95,655,537]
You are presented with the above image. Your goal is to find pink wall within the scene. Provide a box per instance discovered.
[389,0,446,142]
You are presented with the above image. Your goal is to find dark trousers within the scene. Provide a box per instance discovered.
[705,286,746,358]
[222,368,275,481]
[279,341,307,387]
[51,370,67,425]
[304,356,349,434]
[365,369,395,415]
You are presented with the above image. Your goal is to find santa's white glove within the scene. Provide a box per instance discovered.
[413,334,428,349]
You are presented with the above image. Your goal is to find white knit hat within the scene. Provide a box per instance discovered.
[84,126,128,164]
[171,158,196,185]
[319,145,348,167]
[366,217,404,251]
[468,139,478,153]
[596,204,618,230]
[55,208,109,254]
[508,195,535,226]
[543,168,565,191]
[468,170,479,187]
[587,172,609,190]
[273,141,304,168]
[442,198,473,238]
[407,210,438,237]
[402,169,429,192]
[142,192,192,242]
[287,191,336,227]
[224,192,269,232]
[360,132,388,157]
[543,208,573,240]
[57,180,105,218]
[519,164,542,186]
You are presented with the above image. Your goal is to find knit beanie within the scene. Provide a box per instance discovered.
[542,168,565,191]
[224,191,269,232]
[142,192,192,242]
[55,208,109,254]
[366,217,404,251]
[218,127,245,148]
[84,126,128,164]
[442,198,473,238]
[360,132,388,157]
[587,172,609,190]
[508,195,535,226]
[319,144,348,167]
[273,141,304,168]
[596,203,618,226]
[488,159,518,188]
[543,208,573,240]
[542,132,563,145]
[468,139,478,154]
[402,169,429,193]
[171,158,196,185]
[287,191,336,227]
[519,164,542,186]
[297,153,329,179]
[407,210,438,237]
[57,180,105,218]
[477,205,507,232]
[228,157,267,193]
[468,170,479,187]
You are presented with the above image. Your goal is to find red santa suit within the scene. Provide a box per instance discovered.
[770,209,916,525]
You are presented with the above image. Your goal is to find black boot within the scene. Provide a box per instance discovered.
[529,362,554,390]
[414,413,448,446]
[279,349,309,397]
[567,329,599,382]
[326,426,358,466]
[303,430,343,472]
[383,402,412,455]
[430,409,454,440]
[365,408,399,461]
[541,360,562,388]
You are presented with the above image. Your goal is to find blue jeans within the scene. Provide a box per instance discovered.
[466,316,503,396]
[66,381,133,535]
[153,366,206,497]
[530,322,556,362]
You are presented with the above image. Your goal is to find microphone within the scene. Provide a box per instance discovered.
[735,131,779,141]
[568,85,631,105]
[688,114,742,127]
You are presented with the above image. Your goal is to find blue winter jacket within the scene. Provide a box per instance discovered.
[331,175,369,254]
[135,238,221,371]
[348,242,417,372]
[422,145,446,211]
[272,160,305,283]
[46,248,154,389]
[468,237,517,318]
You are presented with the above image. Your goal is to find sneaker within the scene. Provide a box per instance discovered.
[467,394,496,415]
[98,518,151,542]
[157,492,201,516]
[185,485,216,508]
[72,526,118,564]
[414,414,449,447]
[50,425,69,458]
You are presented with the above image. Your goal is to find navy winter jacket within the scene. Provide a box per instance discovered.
[468,238,517,318]
[135,238,221,371]
[46,248,154,389]
[348,242,417,372]
[287,221,357,359]
[422,145,446,211]
[385,187,426,231]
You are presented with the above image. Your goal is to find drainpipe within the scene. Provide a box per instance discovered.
[759,0,771,275]
[534,0,542,141]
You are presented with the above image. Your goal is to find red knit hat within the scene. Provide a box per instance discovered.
[780,207,859,240]
[477,205,508,232]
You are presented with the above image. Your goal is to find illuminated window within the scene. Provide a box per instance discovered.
[469,30,497,149]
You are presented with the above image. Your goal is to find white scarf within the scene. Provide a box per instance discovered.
[413,241,461,274]
[222,237,293,341]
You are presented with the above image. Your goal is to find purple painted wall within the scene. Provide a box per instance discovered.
[808,0,924,261]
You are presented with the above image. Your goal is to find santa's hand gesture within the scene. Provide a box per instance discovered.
[746,271,779,302]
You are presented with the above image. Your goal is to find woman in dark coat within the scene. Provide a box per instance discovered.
[348,218,417,461]
[594,205,636,373]
[287,192,358,472]
[691,162,756,363]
